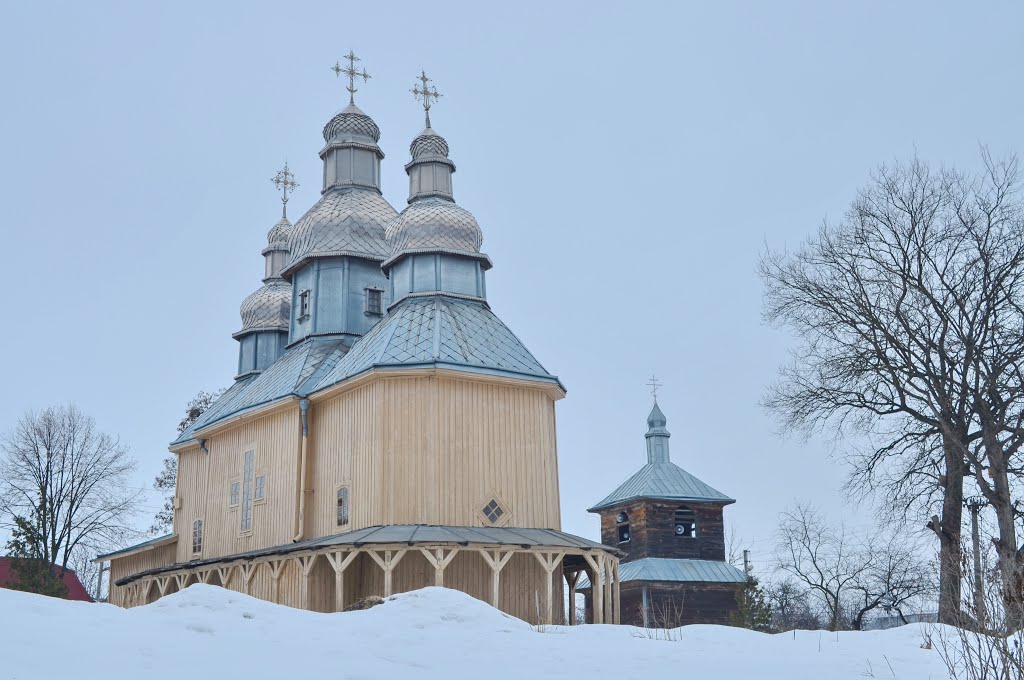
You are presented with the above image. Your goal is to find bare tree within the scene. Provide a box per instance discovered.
[848,532,933,630]
[775,503,871,631]
[761,152,1024,623]
[151,389,223,534]
[0,404,140,582]
[765,578,824,631]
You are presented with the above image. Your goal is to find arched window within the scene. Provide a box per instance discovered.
[675,506,697,538]
[192,519,203,554]
[336,486,349,527]
[616,511,631,543]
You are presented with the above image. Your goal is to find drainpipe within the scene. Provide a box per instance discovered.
[294,399,310,542]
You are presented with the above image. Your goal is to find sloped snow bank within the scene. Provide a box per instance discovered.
[0,584,949,679]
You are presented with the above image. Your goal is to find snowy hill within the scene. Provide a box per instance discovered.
[1,585,949,679]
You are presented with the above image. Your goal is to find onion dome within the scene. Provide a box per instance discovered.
[235,279,291,336]
[387,197,483,256]
[383,125,490,271]
[265,217,292,253]
[322,103,380,143]
[281,101,395,277]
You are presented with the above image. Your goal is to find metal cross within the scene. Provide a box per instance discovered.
[332,51,370,105]
[270,161,299,219]
[646,374,663,401]
[411,70,442,127]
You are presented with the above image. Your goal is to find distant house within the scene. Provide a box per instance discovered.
[0,557,94,601]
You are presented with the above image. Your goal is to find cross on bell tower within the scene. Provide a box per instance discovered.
[270,162,299,219]
[646,374,662,402]
[411,70,442,128]
[332,50,371,105]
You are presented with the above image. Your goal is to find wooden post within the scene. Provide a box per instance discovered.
[175,573,189,592]
[582,552,604,624]
[298,553,319,609]
[217,565,236,590]
[325,549,360,612]
[603,555,614,624]
[366,549,407,597]
[198,570,213,584]
[266,559,287,603]
[239,562,258,595]
[612,560,621,624]
[533,551,564,625]
[479,549,515,609]
[565,569,581,625]
[141,579,154,606]
[419,547,459,587]
[156,576,171,597]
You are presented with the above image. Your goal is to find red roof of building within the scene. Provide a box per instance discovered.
[0,557,94,602]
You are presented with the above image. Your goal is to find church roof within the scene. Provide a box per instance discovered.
[309,295,558,391]
[172,338,350,446]
[587,461,734,511]
[577,558,747,588]
[173,296,559,446]
[384,197,485,263]
[283,188,395,275]
[234,279,291,337]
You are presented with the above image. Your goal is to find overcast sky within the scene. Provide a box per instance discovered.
[2,1,1022,567]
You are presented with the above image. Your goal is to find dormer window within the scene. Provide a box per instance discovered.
[298,289,311,319]
[365,288,383,315]
[675,506,697,538]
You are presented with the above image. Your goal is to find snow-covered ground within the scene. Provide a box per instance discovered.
[1,585,950,679]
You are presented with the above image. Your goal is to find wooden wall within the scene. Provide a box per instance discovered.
[173,407,301,563]
[616,581,740,627]
[600,500,727,562]
[306,374,562,535]
[107,542,177,606]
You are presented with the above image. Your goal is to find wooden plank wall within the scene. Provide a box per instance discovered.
[174,408,301,564]
[107,542,177,606]
[307,375,562,535]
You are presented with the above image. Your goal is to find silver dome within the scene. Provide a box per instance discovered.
[410,127,450,160]
[236,279,291,336]
[264,217,292,253]
[283,188,396,274]
[322,103,380,143]
[386,196,483,255]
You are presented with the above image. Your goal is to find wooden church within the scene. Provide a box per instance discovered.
[580,401,746,626]
[96,59,623,625]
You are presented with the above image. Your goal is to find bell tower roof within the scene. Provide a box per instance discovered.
[588,399,734,512]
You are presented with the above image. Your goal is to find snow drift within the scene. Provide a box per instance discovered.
[0,584,949,679]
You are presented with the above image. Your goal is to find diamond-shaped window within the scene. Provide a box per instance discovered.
[481,499,506,524]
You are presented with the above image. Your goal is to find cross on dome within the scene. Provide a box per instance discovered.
[270,161,299,219]
[332,51,371,105]
[646,374,663,401]
[411,70,442,128]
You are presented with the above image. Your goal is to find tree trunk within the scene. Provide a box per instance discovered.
[987,460,1023,627]
[935,436,964,624]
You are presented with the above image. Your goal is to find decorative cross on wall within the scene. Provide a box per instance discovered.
[411,70,442,127]
[332,50,371,105]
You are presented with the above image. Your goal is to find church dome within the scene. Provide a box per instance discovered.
[323,103,380,143]
[410,127,450,160]
[264,217,292,254]
[283,189,396,274]
[386,197,483,256]
[237,279,291,335]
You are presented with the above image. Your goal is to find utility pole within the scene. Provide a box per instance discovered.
[966,497,987,627]
[743,549,752,578]
[94,561,107,602]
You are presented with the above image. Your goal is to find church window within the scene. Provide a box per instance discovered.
[616,512,631,543]
[241,450,254,532]
[229,480,240,507]
[481,499,505,524]
[192,519,203,554]
[365,288,383,315]
[675,506,697,538]
[336,486,349,527]
[254,474,266,501]
[298,289,311,319]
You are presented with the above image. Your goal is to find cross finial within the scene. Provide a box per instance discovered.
[270,161,299,219]
[332,51,370,105]
[646,374,663,401]
[411,70,442,128]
